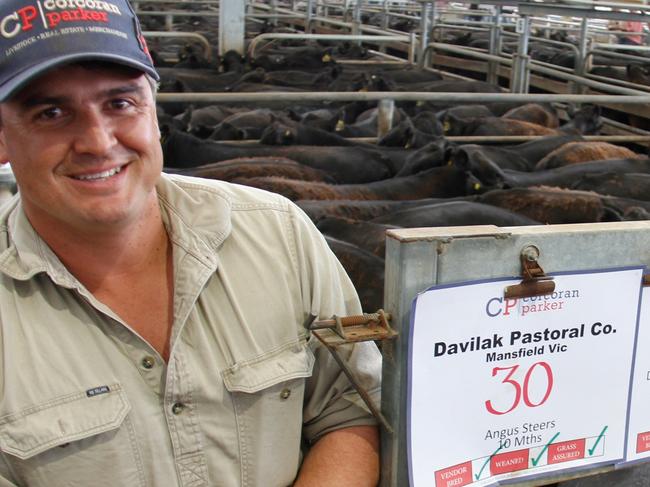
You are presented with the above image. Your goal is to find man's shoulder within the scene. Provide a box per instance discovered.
[159,173,294,214]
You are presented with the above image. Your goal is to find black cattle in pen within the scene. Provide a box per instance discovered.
[251,46,337,71]
[157,67,238,93]
[571,173,650,201]
[443,105,602,137]
[160,127,396,183]
[372,201,540,227]
[334,107,408,138]
[396,79,503,94]
[476,187,608,224]
[172,157,336,183]
[534,141,645,170]
[601,195,650,220]
[297,197,478,223]
[318,218,400,258]
[400,134,581,177]
[501,103,560,128]
[208,109,296,141]
[379,121,446,149]
[149,37,650,313]
[260,121,368,147]
[317,202,539,267]
[436,104,495,120]
[225,66,340,92]
[324,237,385,312]
[470,157,650,191]
[175,105,246,138]
[230,166,479,202]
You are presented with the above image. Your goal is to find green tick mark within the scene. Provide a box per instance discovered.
[588,426,608,456]
[475,444,503,481]
[531,432,560,467]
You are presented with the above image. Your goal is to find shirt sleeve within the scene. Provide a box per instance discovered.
[287,202,382,443]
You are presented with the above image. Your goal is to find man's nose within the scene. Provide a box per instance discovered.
[72,109,116,155]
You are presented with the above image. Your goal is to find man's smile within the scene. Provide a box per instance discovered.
[69,163,128,181]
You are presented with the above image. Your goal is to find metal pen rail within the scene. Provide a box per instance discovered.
[133,0,218,4]
[248,32,409,57]
[156,91,650,104]
[424,42,650,96]
[247,31,417,62]
[244,0,650,135]
[136,10,220,17]
[205,134,650,145]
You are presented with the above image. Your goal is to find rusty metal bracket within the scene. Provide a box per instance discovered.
[307,310,397,434]
[643,275,650,287]
[504,245,556,299]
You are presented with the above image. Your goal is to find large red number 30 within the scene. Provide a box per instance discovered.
[485,362,553,415]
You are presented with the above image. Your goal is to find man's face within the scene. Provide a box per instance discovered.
[0,64,162,236]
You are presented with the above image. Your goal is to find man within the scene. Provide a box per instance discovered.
[0,1,382,485]
[609,19,645,45]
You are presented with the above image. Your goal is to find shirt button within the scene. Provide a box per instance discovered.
[280,388,291,400]
[172,402,185,415]
[141,356,155,369]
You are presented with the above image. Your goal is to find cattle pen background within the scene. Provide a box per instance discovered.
[5,0,650,485]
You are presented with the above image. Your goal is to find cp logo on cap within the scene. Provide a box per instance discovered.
[1,6,38,39]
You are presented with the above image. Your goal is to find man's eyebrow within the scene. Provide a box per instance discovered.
[18,83,146,109]
[104,84,146,98]
[19,95,68,109]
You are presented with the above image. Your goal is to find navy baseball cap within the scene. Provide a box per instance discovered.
[0,0,159,101]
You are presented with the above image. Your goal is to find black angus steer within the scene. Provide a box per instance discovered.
[231,165,479,201]
[161,128,395,183]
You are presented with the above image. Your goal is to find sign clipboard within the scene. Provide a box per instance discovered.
[407,266,645,487]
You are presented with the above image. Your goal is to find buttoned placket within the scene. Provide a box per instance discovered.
[159,228,221,487]
[57,204,222,487]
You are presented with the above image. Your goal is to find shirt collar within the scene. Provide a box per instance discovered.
[0,173,232,282]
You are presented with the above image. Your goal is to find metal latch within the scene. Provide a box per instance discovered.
[504,245,555,299]
[306,310,397,433]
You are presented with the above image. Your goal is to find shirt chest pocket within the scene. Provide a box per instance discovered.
[222,342,315,487]
[0,384,146,487]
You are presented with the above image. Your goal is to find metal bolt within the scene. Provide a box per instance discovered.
[521,245,540,262]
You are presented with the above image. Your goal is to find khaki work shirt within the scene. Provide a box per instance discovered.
[0,174,381,487]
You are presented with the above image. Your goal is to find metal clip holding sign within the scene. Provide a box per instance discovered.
[504,245,556,299]
[306,310,396,433]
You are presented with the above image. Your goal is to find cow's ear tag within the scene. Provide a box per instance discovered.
[284,129,292,137]
[416,101,424,107]
[473,182,482,191]
[335,120,345,131]
[443,121,450,133]
[322,54,332,63]
[404,142,411,149]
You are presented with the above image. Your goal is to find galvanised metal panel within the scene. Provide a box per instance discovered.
[381,221,650,486]
[219,0,245,56]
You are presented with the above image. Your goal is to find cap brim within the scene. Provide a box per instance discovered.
[0,53,160,102]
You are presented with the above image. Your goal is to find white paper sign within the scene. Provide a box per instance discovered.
[408,268,644,487]
[624,285,650,464]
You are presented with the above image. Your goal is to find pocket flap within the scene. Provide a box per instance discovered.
[222,341,315,393]
[0,384,130,460]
